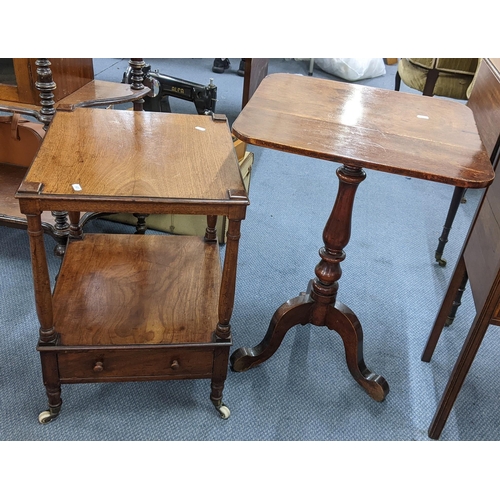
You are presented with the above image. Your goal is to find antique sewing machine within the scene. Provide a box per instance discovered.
[122,63,217,115]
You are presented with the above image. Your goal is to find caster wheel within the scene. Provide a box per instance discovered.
[38,410,58,424]
[38,411,53,424]
[217,405,230,419]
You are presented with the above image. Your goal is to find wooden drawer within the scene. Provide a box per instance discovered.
[57,347,217,382]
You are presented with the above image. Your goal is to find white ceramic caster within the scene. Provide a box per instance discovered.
[38,408,60,424]
[217,405,230,419]
[38,410,53,424]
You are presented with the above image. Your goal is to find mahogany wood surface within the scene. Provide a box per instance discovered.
[433,58,500,267]
[230,71,494,407]
[464,162,500,314]
[56,347,216,383]
[19,108,247,216]
[19,109,248,422]
[0,165,30,218]
[52,234,221,346]
[1,59,150,251]
[0,100,40,111]
[56,80,150,111]
[232,73,494,189]
[421,59,500,439]
[423,142,500,439]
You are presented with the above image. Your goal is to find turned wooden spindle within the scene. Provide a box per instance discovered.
[26,214,57,344]
[35,59,56,128]
[35,59,71,255]
[205,215,218,242]
[215,218,242,340]
[133,213,148,234]
[68,211,83,240]
[312,165,366,306]
[129,58,145,111]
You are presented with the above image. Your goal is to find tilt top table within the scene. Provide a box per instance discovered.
[16,107,249,423]
[230,73,494,403]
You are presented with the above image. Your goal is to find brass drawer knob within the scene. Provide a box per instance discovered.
[93,361,104,372]
[170,360,179,370]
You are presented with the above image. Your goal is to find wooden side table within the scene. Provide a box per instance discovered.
[230,73,494,403]
[17,108,248,423]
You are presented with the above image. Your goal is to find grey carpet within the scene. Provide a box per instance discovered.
[1,59,498,441]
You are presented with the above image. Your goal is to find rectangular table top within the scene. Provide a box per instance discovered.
[232,73,494,189]
[18,108,248,209]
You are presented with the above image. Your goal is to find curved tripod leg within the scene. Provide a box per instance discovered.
[231,164,388,403]
[326,302,389,402]
[230,294,314,372]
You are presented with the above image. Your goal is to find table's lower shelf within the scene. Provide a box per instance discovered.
[52,233,222,347]
[36,232,233,422]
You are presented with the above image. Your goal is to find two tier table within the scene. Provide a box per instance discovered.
[17,107,249,423]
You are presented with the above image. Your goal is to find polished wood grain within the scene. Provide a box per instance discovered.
[230,71,494,407]
[422,143,500,439]
[232,73,493,188]
[1,72,149,115]
[20,108,246,211]
[19,110,248,422]
[1,59,151,251]
[56,80,150,111]
[0,100,40,112]
[464,163,500,315]
[52,234,221,346]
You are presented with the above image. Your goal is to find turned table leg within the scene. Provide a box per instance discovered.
[422,255,468,362]
[435,186,467,267]
[208,217,243,419]
[26,214,62,423]
[230,164,389,402]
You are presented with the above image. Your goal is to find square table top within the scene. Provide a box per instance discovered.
[232,73,494,189]
[18,108,248,209]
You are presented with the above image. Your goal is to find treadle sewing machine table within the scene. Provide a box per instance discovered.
[230,73,494,402]
[17,108,248,423]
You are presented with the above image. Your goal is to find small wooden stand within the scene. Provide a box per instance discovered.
[230,73,494,404]
[17,108,248,423]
